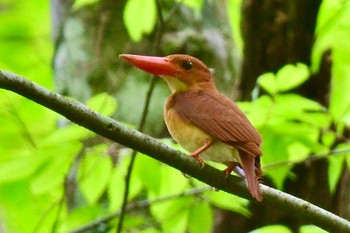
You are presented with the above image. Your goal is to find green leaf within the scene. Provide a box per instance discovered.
[148,165,190,227]
[250,225,292,233]
[135,154,162,194]
[72,0,99,9]
[209,190,249,216]
[0,152,47,183]
[123,0,157,42]
[157,162,189,197]
[329,48,350,124]
[347,151,350,171]
[188,202,213,233]
[258,73,278,95]
[258,64,309,95]
[60,206,102,232]
[139,229,161,233]
[300,225,328,233]
[237,95,273,127]
[321,131,336,147]
[260,128,291,189]
[177,0,203,10]
[0,180,60,233]
[272,94,329,128]
[274,94,324,114]
[39,124,90,147]
[86,92,118,116]
[328,144,349,193]
[276,63,309,92]
[328,156,343,194]
[108,154,142,211]
[31,141,81,195]
[108,165,125,211]
[150,198,190,233]
[78,144,113,204]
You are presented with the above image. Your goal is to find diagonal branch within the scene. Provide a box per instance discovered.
[0,70,349,233]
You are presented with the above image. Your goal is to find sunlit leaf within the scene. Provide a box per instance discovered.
[158,162,189,197]
[209,190,249,216]
[177,0,203,10]
[78,144,113,204]
[108,165,125,211]
[39,124,90,147]
[73,0,99,9]
[60,205,102,232]
[228,0,243,55]
[328,143,350,193]
[321,131,336,147]
[274,94,324,113]
[249,225,292,233]
[150,198,190,233]
[237,95,273,127]
[135,154,162,194]
[258,64,309,95]
[31,141,81,195]
[329,48,350,124]
[188,202,212,233]
[139,229,161,233]
[108,154,142,211]
[0,152,47,183]
[328,155,344,194]
[300,224,328,233]
[86,92,118,116]
[287,142,311,162]
[260,128,291,189]
[0,180,60,233]
[276,63,309,92]
[148,165,190,228]
[258,73,278,95]
[124,0,156,42]
[312,0,350,73]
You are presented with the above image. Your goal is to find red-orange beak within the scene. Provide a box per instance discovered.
[119,54,177,76]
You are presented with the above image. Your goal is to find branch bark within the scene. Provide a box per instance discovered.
[0,70,349,233]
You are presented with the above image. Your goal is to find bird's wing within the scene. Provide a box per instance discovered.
[172,90,262,157]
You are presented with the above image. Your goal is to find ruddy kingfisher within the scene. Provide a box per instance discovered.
[119,54,263,201]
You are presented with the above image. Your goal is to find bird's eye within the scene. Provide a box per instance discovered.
[181,60,193,70]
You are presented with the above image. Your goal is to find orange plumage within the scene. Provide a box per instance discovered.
[120,54,263,201]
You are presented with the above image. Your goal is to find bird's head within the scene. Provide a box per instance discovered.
[119,54,216,93]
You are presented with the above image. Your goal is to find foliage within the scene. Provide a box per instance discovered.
[313,0,350,124]
[123,0,157,42]
[0,0,349,233]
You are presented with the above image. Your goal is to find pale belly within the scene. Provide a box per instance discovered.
[164,107,240,164]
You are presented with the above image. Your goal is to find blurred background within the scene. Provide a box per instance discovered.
[0,0,349,232]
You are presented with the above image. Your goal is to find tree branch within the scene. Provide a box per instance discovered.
[0,70,349,233]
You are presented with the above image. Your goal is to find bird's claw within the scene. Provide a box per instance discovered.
[224,163,246,178]
[190,153,205,168]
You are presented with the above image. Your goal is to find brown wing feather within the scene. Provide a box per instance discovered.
[172,90,262,157]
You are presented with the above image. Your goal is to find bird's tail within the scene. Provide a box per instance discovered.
[238,151,263,202]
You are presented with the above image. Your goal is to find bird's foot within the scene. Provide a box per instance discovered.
[224,163,246,178]
[190,152,205,168]
[189,139,212,168]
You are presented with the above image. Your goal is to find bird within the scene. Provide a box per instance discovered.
[119,54,263,201]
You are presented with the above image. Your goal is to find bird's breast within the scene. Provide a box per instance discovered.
[164,97,239,163]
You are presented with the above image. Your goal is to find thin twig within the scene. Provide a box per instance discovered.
[9,105,37,148]
[50,194,66,233]
[30,199,62,233]
[116,1,165,232]
[1,71,350,233]
[115,78,157,233]
[72,186,211,233]
[263,147,350,170]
